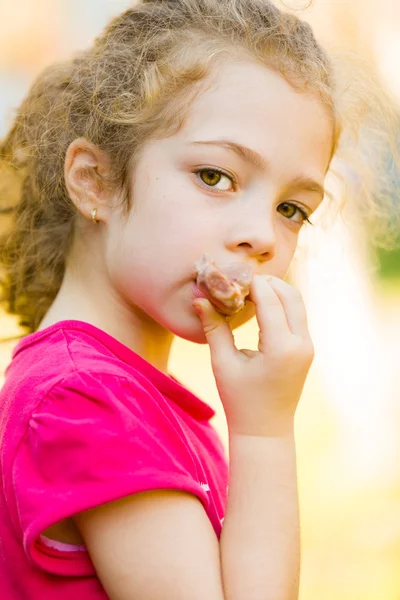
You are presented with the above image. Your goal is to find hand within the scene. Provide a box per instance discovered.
[192,275,315,437]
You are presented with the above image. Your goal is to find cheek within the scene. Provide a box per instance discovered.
[257,233,298,283]
[278,228,302,263]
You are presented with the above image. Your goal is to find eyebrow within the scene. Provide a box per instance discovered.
[190,139,325,199]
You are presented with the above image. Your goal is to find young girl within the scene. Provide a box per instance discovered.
[0,1,396,599]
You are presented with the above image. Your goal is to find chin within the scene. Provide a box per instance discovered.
[173,320,210,344]
[164,297,256,345]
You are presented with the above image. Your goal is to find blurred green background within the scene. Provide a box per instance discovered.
[1,2,399,599]
[378,246,400,279]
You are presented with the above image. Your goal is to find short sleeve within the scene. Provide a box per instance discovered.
[11,371,210,576]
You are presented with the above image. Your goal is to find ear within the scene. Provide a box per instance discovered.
[64,138,114,224]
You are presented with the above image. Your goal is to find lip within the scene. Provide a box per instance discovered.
[192,281,208,300]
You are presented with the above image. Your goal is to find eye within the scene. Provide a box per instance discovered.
[277,202,313,226]
[194,167,235,192]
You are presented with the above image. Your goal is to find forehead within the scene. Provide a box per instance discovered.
[176,60,334,175]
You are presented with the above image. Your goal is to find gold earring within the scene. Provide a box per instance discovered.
[91,208,99,224]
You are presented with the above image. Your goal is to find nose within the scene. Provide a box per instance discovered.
[228,207,276,262]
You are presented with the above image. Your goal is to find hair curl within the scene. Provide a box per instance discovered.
[0,0,398,333]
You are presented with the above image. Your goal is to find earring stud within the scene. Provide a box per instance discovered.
[91,208,99,224]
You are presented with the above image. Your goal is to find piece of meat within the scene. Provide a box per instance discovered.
[194,254,253,316]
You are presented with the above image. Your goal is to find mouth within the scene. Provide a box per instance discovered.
[191,254,257,317]
[192,281,209,300]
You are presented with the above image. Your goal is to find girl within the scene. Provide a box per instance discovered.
[0,1,396,598]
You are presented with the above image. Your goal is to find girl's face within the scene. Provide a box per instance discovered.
[104,60,334,343]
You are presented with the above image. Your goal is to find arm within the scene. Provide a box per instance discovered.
[74,489,225,600]
[220,429,299,600]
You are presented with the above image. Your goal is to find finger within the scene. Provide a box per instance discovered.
[266,277,310,338]
[192,299,238,369]
[250,275,291,348]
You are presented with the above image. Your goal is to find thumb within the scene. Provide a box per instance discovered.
[193,299,237,366]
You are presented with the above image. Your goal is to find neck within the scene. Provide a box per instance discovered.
[38,268,175,377]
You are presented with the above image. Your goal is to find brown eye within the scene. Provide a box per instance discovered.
[201,170,221,186]
[278,203,296,218]
[196,168,233,191]
[277,202,312,225]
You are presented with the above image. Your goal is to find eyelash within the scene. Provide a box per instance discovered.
[193,166,314,226]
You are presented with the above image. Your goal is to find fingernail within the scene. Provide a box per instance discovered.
[193,300,207,316]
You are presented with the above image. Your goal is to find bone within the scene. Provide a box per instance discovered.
[194,254,253,316]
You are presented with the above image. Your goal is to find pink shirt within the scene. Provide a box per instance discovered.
[0,321,228,599]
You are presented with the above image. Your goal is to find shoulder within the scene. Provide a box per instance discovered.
[11,369,204,518]
[1,321,169,452]
[7,320,151,395]
[42,370,161,427]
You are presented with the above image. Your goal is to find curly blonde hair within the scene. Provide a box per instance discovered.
[0,0,398,333]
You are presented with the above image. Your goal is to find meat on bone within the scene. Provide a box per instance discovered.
[194,254,253,316]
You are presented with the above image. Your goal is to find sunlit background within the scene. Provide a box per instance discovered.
[1,1,399,599]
